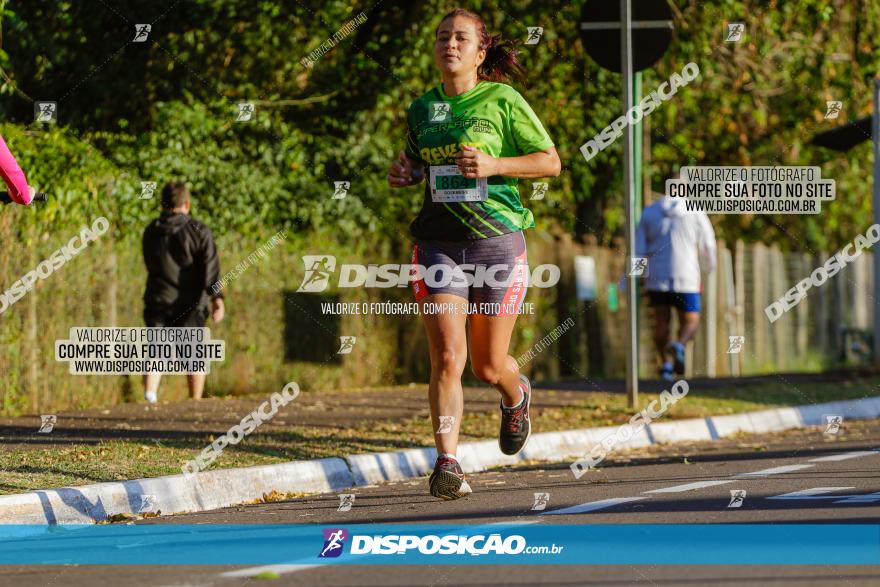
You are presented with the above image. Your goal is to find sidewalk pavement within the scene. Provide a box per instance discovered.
[2,371,866,452]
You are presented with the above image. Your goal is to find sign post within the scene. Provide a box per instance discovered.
[580,0,673,408]
[620,0,639,409]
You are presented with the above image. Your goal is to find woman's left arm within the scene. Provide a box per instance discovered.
[455,144,561,180]
[495,147,561,178]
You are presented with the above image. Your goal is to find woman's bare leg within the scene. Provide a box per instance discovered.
[420,294,469,456]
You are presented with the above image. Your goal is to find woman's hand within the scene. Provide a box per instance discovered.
[454,145,499,179]
[388,150,424,188]
[459,147,561,180]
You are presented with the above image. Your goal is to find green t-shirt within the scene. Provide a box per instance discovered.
[404,81,554,241]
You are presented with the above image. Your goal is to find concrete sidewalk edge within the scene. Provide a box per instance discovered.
[1,395,878,525]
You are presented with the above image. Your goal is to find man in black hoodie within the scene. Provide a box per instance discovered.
[142,181,224,403]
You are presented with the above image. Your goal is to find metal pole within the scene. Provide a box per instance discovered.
[634,71,643,213]
[621,0,638,408]
[872,79,880,365]
[633,70,643,378]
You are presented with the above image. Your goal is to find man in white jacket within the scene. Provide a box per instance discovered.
[636,195,716,381]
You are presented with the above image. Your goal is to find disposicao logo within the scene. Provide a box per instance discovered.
[316,529,563,557]
[318,528,348,558]
[297,256,561,292]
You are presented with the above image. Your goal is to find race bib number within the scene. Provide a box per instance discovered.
[429,165,488,202]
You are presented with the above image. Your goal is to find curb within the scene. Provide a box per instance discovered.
[2,395,879,525]
[0,458,352,525]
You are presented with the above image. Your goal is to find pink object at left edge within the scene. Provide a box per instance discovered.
[0,134,32,205]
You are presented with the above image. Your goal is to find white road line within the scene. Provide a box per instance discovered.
[221,564,322,578]
[736,464,814,477]
[768,487,855,500]
[834,492,880,504]
[643,480,734,494]
[765,487,880,504]
[809,450,879,462]
[542,497,647,515]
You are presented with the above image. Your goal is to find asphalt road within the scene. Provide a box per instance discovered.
[4,420,880,587]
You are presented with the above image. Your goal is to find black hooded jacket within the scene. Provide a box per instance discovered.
[142,211,222,313]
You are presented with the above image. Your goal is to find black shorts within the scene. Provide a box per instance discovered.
[410,231,528,316]
[144,305,209,327]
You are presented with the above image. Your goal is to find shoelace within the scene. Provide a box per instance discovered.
[436,457,459,472]
[503,402,526,433]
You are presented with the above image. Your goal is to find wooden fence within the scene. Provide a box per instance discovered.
[536,234,874,379]
[0,217,872,414]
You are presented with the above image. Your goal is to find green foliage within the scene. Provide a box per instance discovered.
[645,0,880,251]
[0,0,878,249]
[0,123,134,241]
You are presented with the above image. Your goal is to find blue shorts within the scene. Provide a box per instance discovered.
[647,291,701,313]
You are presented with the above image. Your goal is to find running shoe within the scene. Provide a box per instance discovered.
[499,374,532,455]
[659,365,675,382]
[144,390,158,404]
[428,456,472,500]
[670,342,686,375]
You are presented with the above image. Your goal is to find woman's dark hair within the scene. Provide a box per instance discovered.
[437,9,525,83]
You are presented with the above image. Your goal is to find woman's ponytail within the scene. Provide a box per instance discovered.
[481,33,525,82]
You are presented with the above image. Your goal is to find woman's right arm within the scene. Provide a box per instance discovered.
[387,150,425,188]
[0,135,33,205]
[388,107,425,188]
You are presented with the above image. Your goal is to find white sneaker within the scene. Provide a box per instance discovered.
[144,390,158,404]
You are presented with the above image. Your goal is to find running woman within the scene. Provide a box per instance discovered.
[0,134,35,205]
[387,8,560,500]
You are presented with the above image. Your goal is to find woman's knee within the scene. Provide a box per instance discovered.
[471,360,507,385]
[432,347,466,378]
